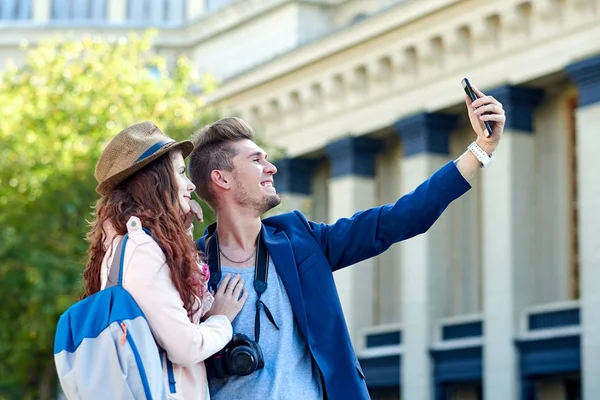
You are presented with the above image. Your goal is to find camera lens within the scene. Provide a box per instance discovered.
[231,351,256,375]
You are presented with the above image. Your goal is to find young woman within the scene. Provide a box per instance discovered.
[82,121,247,399]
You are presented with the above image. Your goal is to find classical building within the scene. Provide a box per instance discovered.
[2,0,599,399]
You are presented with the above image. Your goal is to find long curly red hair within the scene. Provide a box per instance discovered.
[83,150,204,319]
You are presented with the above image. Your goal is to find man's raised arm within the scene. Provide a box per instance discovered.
[303,85,506,271]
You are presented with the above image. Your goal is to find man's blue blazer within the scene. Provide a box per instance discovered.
[196,161,471,399]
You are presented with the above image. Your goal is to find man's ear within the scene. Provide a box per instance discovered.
[211,170,230,190]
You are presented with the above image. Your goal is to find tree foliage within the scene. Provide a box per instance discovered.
[0,31,219,399]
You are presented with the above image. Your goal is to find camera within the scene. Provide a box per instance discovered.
[207,333,265,379]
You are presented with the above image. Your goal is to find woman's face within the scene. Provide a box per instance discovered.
[171,151,195,215]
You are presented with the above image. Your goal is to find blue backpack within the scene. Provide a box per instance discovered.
[54,229,176,399]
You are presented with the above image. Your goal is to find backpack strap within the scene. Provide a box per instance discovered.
[159,348,177,394]
[106,218,156,288]
[106,234,129,288]
[106,222,178,395]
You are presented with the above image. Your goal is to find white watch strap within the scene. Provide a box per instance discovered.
[467,141,494,168]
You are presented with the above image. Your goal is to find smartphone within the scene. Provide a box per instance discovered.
[461,78,493,137]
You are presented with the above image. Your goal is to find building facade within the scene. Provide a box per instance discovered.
[2,0,599,399]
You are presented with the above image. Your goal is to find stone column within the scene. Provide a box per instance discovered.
[394,112,458,400]
[565,53,600,400]
[480,85,543,400]
[324,136,381,350]
[273,157,316,216]
[32,0,50,21]
[107,0,126,23]
[187,0,206,21]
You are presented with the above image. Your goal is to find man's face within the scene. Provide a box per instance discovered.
[229,139,281,215]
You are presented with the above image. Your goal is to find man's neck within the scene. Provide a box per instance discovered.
[215,206,262,252]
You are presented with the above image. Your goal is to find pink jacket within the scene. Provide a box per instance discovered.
[100,216,232,399]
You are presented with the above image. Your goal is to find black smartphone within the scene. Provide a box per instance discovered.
[461,78,493,137]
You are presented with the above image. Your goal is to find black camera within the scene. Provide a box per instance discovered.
[208,333,265,379]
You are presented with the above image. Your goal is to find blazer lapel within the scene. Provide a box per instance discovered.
[262,225,309,339]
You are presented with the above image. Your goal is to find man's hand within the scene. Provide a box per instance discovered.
[465,86,506,155]
[455,85,506,180]
[184,199,204,238]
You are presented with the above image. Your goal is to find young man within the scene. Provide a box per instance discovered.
[187,87,505,399]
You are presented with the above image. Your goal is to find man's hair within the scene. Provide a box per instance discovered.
[188,117,255,208]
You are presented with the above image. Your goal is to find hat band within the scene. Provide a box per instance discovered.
[135,139,175,162]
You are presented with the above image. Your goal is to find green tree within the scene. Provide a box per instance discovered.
[0,31,219,399]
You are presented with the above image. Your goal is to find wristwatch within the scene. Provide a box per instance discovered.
[467,141,494,168]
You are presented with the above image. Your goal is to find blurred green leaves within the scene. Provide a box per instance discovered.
[0,31,218,399]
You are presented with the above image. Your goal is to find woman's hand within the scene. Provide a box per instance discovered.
[205,274,248,322]
[184,200,204,238]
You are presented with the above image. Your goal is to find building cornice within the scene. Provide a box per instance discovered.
[207,0,600,157]
[206,0,462,101]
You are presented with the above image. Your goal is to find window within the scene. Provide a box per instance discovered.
[51,0,106,21]
[0,0,31,20]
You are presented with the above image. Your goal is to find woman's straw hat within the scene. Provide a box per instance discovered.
[95,121,193,196]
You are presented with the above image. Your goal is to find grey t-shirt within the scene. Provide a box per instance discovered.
[208,259,323,399]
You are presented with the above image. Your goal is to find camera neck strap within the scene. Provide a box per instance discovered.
[207,229,279,343]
